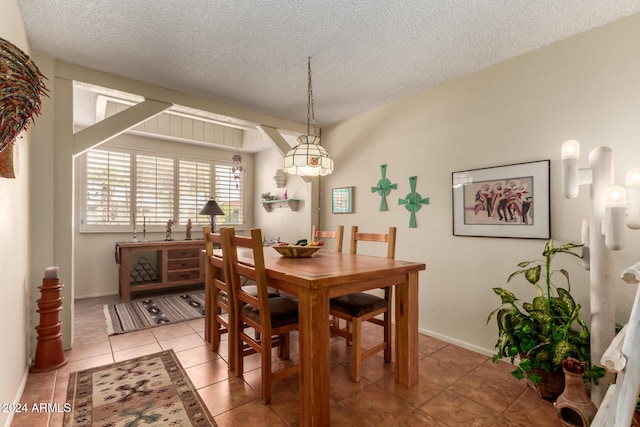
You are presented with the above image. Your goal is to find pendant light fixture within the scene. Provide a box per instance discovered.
[283,57,334,177]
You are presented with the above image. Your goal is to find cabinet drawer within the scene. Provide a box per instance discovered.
[168,258,199,270]
[167,269,201,282]
[168,248,201,259]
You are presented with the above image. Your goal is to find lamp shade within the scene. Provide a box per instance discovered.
[199,199,225,216]
[283,135,334,177]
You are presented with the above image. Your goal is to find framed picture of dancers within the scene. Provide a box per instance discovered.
[452,160,550,238]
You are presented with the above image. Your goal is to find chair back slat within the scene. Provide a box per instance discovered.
[203,225,226,290]
[222,227,272,331]
[350,226,396,259]
[312,225,344,252]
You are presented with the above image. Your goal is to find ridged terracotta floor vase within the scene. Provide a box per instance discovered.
[31,272,68,372]
[554,358,597,427]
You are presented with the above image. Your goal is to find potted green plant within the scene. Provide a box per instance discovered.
[261,192,275,201]
[487,240,605,400]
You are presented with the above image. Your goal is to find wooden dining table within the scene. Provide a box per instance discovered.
[225,247,426,426]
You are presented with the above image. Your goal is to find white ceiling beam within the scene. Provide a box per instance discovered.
[73,99,171,156]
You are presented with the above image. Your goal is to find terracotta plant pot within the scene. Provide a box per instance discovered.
[533,367,566,401]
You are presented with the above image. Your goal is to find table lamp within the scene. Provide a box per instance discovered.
[199,198,224,232]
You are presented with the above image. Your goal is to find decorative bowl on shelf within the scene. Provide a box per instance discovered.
[273,245,320,258]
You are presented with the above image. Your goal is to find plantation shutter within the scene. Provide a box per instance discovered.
[84,149,131,225]
[179,160,212,224]
[215,164,243,225]
[136,155,175,224]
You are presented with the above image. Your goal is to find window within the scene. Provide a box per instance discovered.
[136,155,174,225]
[179,159,211,225]
[215,164,244,226]
[84,149,131,225]
[80,147,244,231]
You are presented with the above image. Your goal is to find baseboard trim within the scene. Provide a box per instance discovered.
[3,365,30,427]
[418,327,494,358]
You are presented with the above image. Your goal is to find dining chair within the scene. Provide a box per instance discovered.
[329,225,397,382]
[221,227,300,404]
[203,226,236,370]
[311,224,344,252]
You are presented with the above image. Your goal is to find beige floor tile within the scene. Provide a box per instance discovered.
[109,329,157,352]
[112,342,163,362]
[159,332,205,352]
[213,399,288,427]
[175,344,219,369]
[198,376,259,417]
[185,357,233,389]
[16,294,567,427]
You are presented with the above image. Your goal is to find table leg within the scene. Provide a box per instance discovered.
[394,271,419,386]
[297,286,330,427]
[120,248,131,302]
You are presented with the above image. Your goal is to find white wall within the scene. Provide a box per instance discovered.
[0,1,34,425]
[253,147,315,244]
[310,13,640,356]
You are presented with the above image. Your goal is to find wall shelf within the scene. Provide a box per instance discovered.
[261,199,301,212]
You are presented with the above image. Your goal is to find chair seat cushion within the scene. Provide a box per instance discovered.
[216,290,228,305]
[241,296,299,328]
[242,284,279,298]
[330,293,387,317]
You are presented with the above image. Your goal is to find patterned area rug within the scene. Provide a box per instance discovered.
[63,350,216,426]
[105,291,205,335]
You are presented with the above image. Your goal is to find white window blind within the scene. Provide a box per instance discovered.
[84,149,131,225]
[179,159,212,224]
[215,164,244,226]
[136,155,174,225]
[80,147,244,231]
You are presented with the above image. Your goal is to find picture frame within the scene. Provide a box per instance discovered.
[452,160,550,239]
[332,187,354,214]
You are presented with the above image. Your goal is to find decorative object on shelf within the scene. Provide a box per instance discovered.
[0,37,49,157]
[487,240,604,401]
[398,176,429,228]
[261,198,300,212]
[185,218,192,240]
[261,192,276,201]
[282,57,333,177]
[199,198,224,232]
[452,160,550,238]
[332,187,353,214]
[561,140,640,405]
[232,149,244,189]
[165,218,175,241]
[31,266,67,372]
[274,169,286,188]
[283,189,288,200]
[371,164,397,211]
[555,358,597,427]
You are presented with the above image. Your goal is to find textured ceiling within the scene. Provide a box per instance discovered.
[16,1,640,128]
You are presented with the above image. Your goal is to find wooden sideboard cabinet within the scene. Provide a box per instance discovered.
[115,240,205,302]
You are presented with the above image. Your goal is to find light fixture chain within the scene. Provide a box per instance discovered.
[307,56,317,137]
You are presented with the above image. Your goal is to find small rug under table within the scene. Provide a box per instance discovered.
[63,349,216,426]
[104,291,205,335]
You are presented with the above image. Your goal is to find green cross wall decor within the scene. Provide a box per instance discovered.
[371,164,397,211]
[398,176,430,228]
